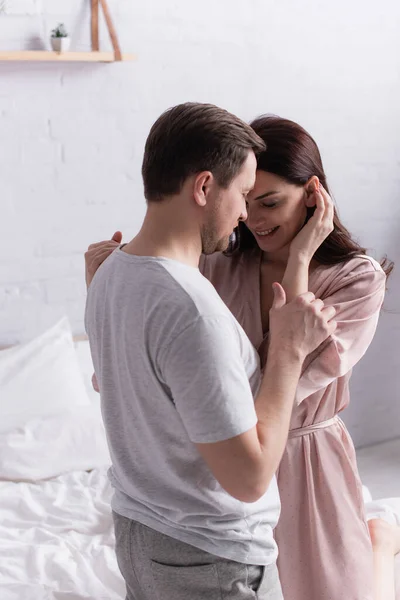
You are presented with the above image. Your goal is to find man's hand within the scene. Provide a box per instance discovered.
[85,231,122,288]
[269,283,336,360]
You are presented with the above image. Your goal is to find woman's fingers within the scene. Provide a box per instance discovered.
[313,189,325,221]
[111,231,123,243]
[91,247,116,267]
[88,240,117,251]
[319,184,334,232]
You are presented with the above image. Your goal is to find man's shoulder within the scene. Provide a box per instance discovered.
[158,259,227,310]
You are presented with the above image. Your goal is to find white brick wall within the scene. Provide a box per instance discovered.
[0,0,399,446]
[2,0,40,16]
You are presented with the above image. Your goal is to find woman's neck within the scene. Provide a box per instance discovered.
[261,245,290,268]
[261,247,321,276]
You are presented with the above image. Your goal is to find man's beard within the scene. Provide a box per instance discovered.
[201,224,231,255]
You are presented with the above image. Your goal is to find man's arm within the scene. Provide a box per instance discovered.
[164,284,336,503]
[197,341,303,502]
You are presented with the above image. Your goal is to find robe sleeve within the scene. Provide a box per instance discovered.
[295,261,386,404]
[198,254,207,276]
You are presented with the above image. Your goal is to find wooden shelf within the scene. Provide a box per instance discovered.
[0,0,133,63]
[0,51,135,63]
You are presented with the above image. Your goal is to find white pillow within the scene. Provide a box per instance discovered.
[0,317,91,434]
[0,405,111,481]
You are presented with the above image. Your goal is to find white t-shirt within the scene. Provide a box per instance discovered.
[85,249,280,565]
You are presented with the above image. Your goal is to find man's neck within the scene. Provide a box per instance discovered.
[122,201,202,268]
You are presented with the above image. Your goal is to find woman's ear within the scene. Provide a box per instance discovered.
[304,176,320,207]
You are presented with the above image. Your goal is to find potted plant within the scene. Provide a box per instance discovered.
[50,23,70,52]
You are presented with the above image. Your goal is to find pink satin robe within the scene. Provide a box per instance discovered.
[200,249,386,600]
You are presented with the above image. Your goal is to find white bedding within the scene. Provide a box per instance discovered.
[0,467,125,600]
[0,325,398,599]
[0,467,400,600]
[0,466,399,600]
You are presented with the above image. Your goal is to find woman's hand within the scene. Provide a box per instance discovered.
[289,184,334,262]
[85,231,122,288]
[92,373,100,393]
[281,184,334,304]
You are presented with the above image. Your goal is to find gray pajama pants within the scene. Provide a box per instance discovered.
[113,511,284,600]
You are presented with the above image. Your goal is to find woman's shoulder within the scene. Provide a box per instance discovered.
[342,254,384,275]
[313,254,386,298]
[315,254,384,279]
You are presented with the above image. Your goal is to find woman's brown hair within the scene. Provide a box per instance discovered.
[231,115,393,277]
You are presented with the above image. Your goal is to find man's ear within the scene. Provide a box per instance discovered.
[193,171,214,207]
[304,176,320,207]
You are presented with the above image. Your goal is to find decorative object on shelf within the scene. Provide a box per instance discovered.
[0,0,134,62]
[50,23,70,53]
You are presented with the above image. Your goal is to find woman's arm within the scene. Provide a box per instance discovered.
[281,254,310,302]
[85,231,122,288]
[281,184,334,301]
[85,231,123,393]
[295,261,386,404]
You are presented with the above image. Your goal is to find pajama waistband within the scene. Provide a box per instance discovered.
[288,415,341,438]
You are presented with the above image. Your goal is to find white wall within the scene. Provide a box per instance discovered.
[1,0,399,447]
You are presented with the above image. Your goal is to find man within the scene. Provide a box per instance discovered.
[85,102,336,600]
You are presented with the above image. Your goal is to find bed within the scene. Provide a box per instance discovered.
[0,317,398,599]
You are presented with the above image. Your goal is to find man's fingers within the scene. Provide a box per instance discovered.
[321,305,337,321]
[271,282,286,309]
[311,298,325,312]
[327,319,337,336]
[296,291,316,305]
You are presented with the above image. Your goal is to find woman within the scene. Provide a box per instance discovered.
[85,117,399,600]
[199,115,398,600]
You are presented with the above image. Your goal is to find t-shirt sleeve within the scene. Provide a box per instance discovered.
[295,266,386,404]
[158,315,258,444]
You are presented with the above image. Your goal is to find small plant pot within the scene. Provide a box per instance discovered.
[51,37,70,52]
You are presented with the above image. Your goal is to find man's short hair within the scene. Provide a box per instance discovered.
[142,103,266,202]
